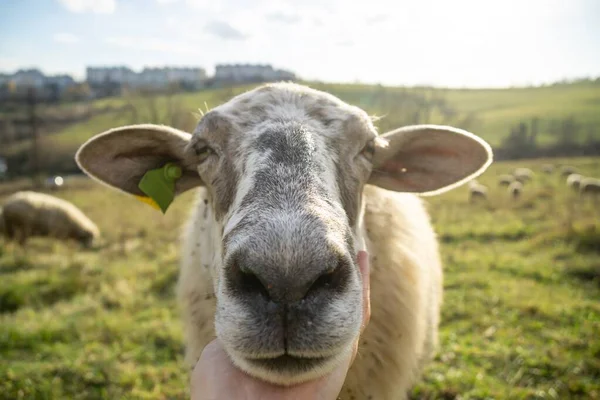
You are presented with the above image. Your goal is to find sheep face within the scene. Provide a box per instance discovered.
[209,118,369,384]
[75,82,492,385]
[77,229,97,248]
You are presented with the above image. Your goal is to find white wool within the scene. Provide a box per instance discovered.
[178,185,443,399]
[1,191,99,245]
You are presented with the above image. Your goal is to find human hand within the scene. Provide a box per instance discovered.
[190,250,371,400]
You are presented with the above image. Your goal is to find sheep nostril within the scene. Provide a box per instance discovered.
[226,252,351,303]
[239,269,271,299]
[307,258,348,296]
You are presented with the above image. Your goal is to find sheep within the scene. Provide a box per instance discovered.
[541,164,554,174]
[468,180,488,202]
[579,177,600,197]
[75,82,493,399]
[508,181,523,200]
[566,173,583,191]
[561,165,577,177]
[498,174,515,187]
[1,191,99,247]
[513,167,534,183]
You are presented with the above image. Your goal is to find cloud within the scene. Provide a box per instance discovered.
[204,20,247,40]
[156,0,179,4]
[105,36,199,54]
[53,33,81,44]
[365,14,389,25]
[266,12,301,24]
[335,39,354,47]
[57,0,116,14]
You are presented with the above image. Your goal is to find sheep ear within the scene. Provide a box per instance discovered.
[368,125,492,196]
[75,124,203,197]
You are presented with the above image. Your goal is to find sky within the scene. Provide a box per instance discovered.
[0,0,599,88]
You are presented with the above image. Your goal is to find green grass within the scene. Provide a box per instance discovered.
[411,157,600,399]
[1,157,600,399]
[9,81,599,157]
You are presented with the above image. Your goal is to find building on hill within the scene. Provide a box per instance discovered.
[0,69,77,101]
[86,66,135,86]
[12,69,46,89]
[86,66,207,95]
[1,62,296,101]
[214,64,296,84]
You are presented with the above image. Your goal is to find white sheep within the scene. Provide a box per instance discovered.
[1,191,99,247]
[541,164,554,174]
[498,174,515,187]
[508,181,523,200]
[566,173,583,191]
[469,180,488,202]
[561,165,577,177]
[75,82,493,399]
[579,177,600,197]
[513,167,534,183]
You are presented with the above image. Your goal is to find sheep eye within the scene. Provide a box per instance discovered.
[359,140,375,161]
[194,145,214,163]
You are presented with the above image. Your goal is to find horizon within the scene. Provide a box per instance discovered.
[1,0,599,89]
[2,65,599,91]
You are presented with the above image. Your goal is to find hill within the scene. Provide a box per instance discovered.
[1,81,599,177]
[60,81,600,146]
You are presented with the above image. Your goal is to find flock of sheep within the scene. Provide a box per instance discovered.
[468,163,600,203]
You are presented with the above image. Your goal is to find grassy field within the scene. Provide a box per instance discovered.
[0,157,599,399]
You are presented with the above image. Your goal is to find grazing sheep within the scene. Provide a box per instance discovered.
[1,191,99,247]
[75,82,492,399]
[579,177,600,197]
[469,180,488,202]
[513,167,534,183]
[561,166,577,177]
[498,174,515,187]
[508,181,523,200]
[566,173,583,191]
[541,164,554,174]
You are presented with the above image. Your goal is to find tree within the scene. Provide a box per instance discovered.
[529,117,539,148]
[548,116,580,145]
[124,87,197,132]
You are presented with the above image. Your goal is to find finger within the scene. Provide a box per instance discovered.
[357,250,371,332]
[350,251,370,365]
[193,339,352,400]
[350,336,360,365]
[190,340,226,400]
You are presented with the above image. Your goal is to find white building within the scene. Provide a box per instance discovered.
[165,67,206,85]
[214,64,296,83]
[12,69,46,89]
[0,69,77,99]
[86,66,136,86]
[86,66,207,89]
[46,74,76,89]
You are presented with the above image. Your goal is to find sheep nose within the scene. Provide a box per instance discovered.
[226,252,351,304]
